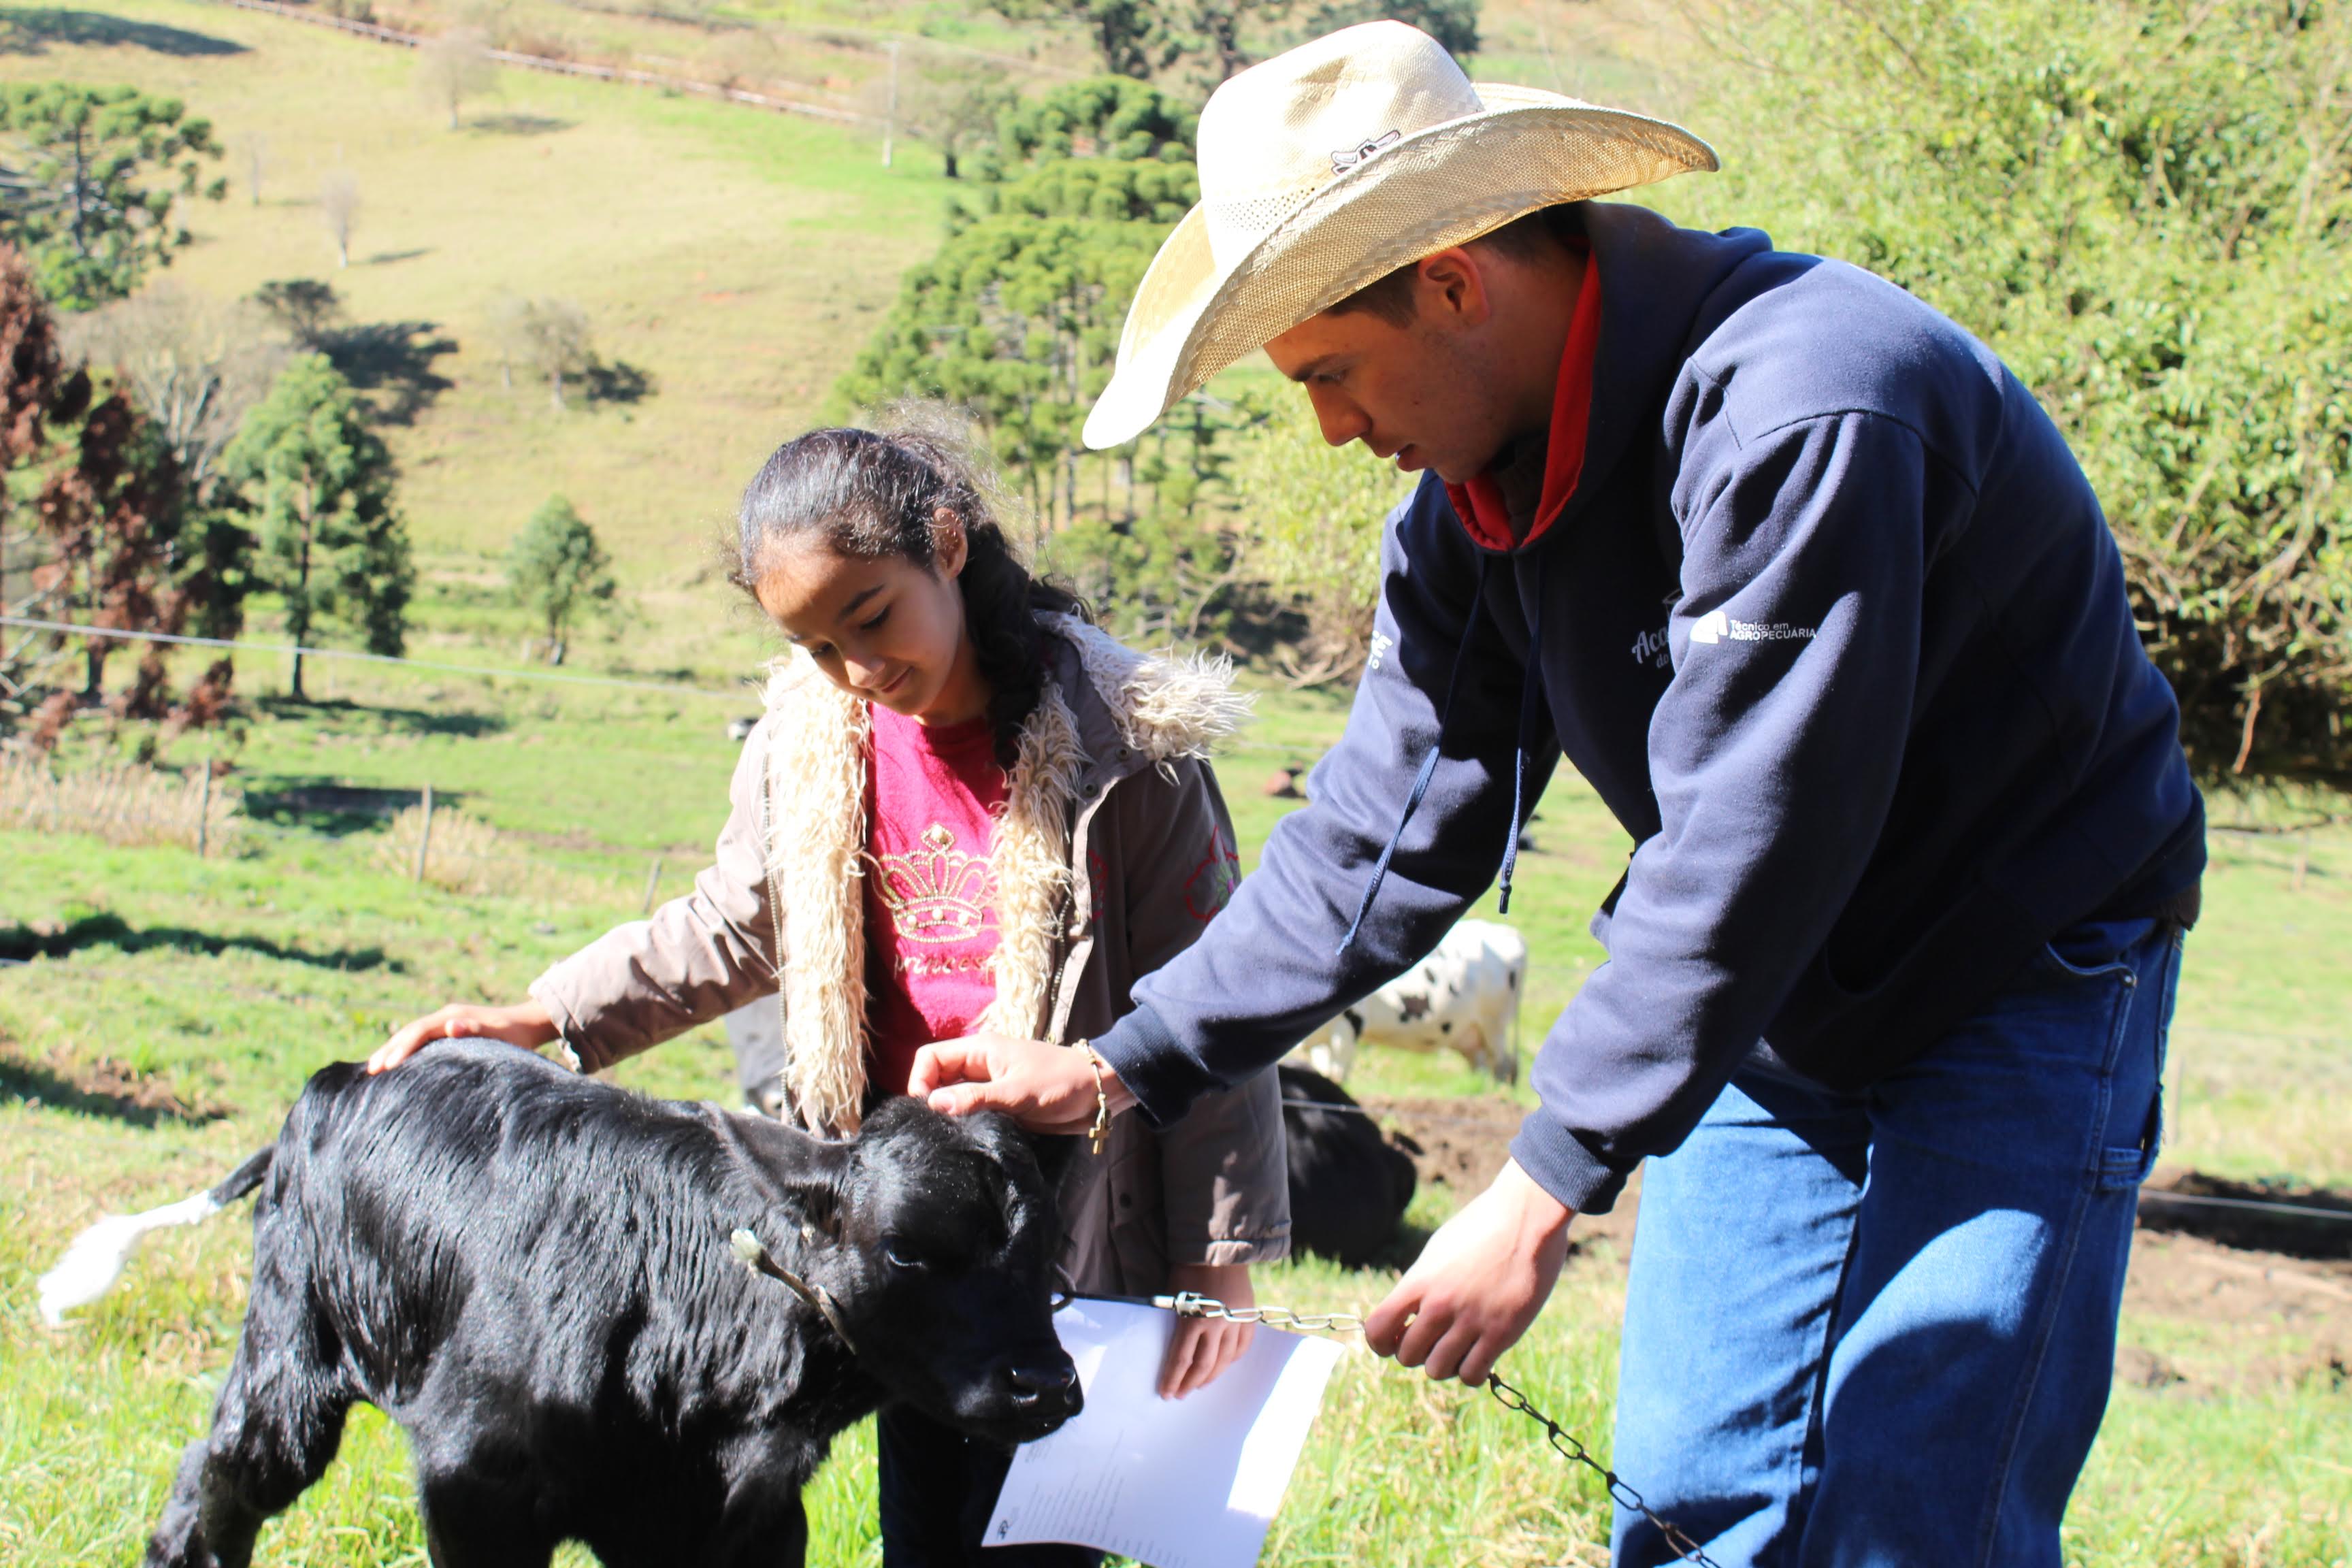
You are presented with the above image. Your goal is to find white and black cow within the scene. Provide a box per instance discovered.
[1287,918,1528,1084]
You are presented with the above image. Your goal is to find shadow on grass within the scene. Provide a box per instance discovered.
[0,913,402,973]
[318,320,457,425]
[241,777,482,837]
[248,696,507,738]
[583,357,656,406]
[468,112,572,136]
[0,1053,226,1126]
[0,6,245,54]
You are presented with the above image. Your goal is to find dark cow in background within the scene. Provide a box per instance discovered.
[80,1041,1079,1568]
[1279,1065,1420,1269]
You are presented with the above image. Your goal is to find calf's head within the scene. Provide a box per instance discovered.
[733,1097,1079,1446]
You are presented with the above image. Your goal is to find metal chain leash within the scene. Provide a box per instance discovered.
[1158,1292,1722,1568]
[1149,1290,1367,1334]
[1486,1373,1724,1568]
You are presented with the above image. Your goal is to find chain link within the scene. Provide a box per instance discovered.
[1485,1374,1723,1568]
[1152,1290,1366,1333]
[1159,1293,1720,1567]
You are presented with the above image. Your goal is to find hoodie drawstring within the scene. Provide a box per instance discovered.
[1496,552,1548,914]
[1335,555,1491,957]
[1354,557,1552,959]
[1339,553,1548,953]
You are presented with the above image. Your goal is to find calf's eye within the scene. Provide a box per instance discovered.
[883,1244,925,1271]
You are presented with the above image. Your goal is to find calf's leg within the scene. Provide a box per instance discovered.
[144,1318,354,1567]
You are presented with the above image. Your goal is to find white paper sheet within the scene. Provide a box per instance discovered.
[983,1298,1345,1568]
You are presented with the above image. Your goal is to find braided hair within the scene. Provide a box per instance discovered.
[733,411,1088,770]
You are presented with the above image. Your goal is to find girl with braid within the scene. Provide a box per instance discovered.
[373,411,1290,1566]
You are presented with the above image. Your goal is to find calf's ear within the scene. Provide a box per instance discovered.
[717,1111,850,1242]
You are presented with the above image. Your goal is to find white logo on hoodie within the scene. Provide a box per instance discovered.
[1689,608,1816,646]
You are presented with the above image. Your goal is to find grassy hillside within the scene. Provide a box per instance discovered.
[5,672,2351,1565]
[1,0,957,679]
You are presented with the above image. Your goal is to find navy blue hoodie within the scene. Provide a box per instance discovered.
[1091,201,2205,1215]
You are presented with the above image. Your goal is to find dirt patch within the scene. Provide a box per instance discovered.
[0,1046,226,1126]
[1365,1093,1638,1254]
[1367,1094,2352,1388]
[2119,1229,2352,1393]
[2137,1168,2352,1260]
[1367,1094,1523,1193]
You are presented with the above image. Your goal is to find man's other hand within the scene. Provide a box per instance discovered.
[910,1034,1137,1133]
[1363,1157,1573,1386]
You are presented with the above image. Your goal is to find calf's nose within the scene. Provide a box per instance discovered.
[1007,1360,1083,1418]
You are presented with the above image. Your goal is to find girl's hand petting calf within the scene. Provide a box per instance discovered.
[370,1000,559,1073]
[1157,1262,1257,1399]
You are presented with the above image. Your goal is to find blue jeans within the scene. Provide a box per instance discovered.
[1612,918,2183,1568]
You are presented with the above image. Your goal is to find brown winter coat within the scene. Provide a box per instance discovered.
[529,616,1290,1294]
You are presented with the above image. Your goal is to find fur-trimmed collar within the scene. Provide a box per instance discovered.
[755,617,1248,1134]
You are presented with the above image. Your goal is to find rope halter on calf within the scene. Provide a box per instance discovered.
[730,1227,862,1358]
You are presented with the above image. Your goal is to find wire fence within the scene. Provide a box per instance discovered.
[198,0,872,122]
[0,616,753,702]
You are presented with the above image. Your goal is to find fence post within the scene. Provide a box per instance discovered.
[195,763,211,860]
[413,784,436,885]
[641,855,663,915]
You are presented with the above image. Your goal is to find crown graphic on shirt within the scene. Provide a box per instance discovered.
[872,823,996,945]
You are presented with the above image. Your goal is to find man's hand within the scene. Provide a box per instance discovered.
[368,1000,559,1074]
[1158,1262,1256,1399]
[909,1034,1137,1133]
[1363,1157,1573,1386]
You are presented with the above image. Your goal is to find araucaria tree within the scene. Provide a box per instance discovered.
[837,79,1200,525]
[506,495,614,664]
[219,353,411,699]
[0,83,226,310]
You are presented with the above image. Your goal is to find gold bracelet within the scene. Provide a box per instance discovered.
[1078,1040,1111,1156]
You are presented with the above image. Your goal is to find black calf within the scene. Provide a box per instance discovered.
[147,1040,1077,1568]
[1279,1065,1420,1269]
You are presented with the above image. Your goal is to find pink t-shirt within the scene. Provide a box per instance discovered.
[860,704,1007,1096]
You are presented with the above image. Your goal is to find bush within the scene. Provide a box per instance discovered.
[1668,0,2352,774]
[1229,396,1411,684]
[375,800,508,896]
[506,495,615,665]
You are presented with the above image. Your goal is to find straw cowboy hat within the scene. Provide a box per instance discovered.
[1081,21,1718,451]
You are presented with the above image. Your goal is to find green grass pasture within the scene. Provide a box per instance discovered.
[5,674,2349,1565]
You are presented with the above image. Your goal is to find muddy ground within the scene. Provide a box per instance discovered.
[1365,1094,2352,1394]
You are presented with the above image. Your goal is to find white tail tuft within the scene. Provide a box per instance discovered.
[37,1192,223,1328]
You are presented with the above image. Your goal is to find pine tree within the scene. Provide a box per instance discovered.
[219,355,410,699]
[836,80,1201,526]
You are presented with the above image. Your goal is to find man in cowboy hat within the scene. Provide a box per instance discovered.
[915,20,2204,1564]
